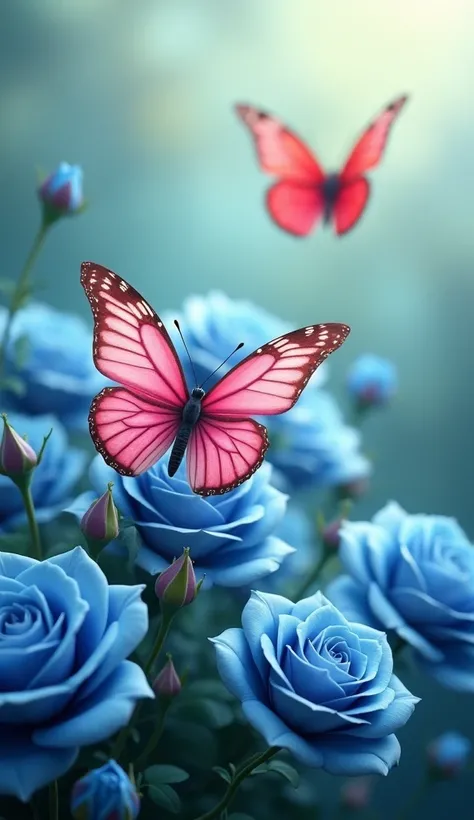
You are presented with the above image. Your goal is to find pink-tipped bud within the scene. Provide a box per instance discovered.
[340,777,373,810]
[38,162,84,216]
[153,655,182,699]
[0,415,37,477]
[81,484,119,547]
[321,517,343,550]
[154,547,199,610]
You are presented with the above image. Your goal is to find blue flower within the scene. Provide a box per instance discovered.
[167,292,368,492]
[427,732,471,776]
[71,759,140,820]
[346,355,397,407]
[0,412,86,532]
[0,302,107,430]
[68,456,294,588]
[258,506,318,594]
[38,162,84,214]
[211,590,419,776]
[0,547,152,800]
[327,502,474,691]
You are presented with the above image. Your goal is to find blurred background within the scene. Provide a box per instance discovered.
[1,0,474,816]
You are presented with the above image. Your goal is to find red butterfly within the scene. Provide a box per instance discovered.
[81,262,350,496]
[236,95,408,237]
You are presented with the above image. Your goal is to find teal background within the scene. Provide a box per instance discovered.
[1,1,474,816]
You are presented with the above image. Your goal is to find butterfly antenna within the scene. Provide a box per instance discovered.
[174,320,198,387]
[200,342,244,389]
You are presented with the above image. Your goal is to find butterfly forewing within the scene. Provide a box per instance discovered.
[201,323,350,418]
[81,261,189,408]
[340,95,408,181]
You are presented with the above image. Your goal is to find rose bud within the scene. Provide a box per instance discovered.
[347,354,397,411]
[81,484,119,543]
[154,547,201,610]
[427,731,471,778]
[340,776,373,810]
[70,759,140,820]
[38,162,84,219]
[0,414,37,478]
[153,655,182,699]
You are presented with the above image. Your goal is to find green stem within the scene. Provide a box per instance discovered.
[110,610,175,762]
[0,221,49,379]
[48,779,58,820]
[292,545,331,602]
[19,483,42,560]
[192,747,280,820]
[135,699,171,771]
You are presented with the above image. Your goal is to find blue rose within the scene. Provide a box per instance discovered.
[0,547,152,800]
[0,302,107,430]
[346,355,397,407]
[428,732,471,776]
[71,759,140,820]
[0,412,86,532]
[69,456,294,588]
[258,506,317,594]
[327,502,474,691]
[212,591,419,775]
[166,292,368,491]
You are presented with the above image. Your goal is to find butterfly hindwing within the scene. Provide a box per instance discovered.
[90,387,181,476]
[266,181,325,237]
[333,177,371,235]
[187,416,269,496]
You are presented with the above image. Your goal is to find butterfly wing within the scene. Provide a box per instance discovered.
[201,323,350,418]
[187,416,269,496]
[90,387,181,476]
[340,95,408,181]
[236,104,326,236]
[333,177,371,236]
[81,261,188,475]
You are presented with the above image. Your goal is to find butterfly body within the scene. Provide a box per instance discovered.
[168,387,205,476]
[81,262,350,495]
[237,95,407,237]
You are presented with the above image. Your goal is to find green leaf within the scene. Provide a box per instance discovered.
[0,375,26,396]
[212,766,232,784]
[145,765,189,785]
[130,727,140,744]
[146,784,181,813]
[267,760,300,788]
[13,335,29,368]
[228,762,236,778]
[0,533,29,555]
[92,751,109,763]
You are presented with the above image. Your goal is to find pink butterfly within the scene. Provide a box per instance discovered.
[236,95,408,236]
[81,262,350,496]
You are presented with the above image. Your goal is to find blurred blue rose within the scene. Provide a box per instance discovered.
[38,162,84,214]
[0,302,107,430]
[69,456,294,588]
[71,759,140,820]
[212,590,419,775]
[347,355,397,407]
[0,412,86,532]
[327,502,474,691]
[167,292,368,491]
[258,505,317,594]
[0,547,152,800]
[427,731,471,776]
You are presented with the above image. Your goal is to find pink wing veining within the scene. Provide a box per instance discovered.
[187,416,269,496]
[201,323,350,418]
[81,261,188,476]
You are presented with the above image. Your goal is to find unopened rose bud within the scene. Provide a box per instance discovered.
[154,547,201,610]
[347,354,397,410]
[340,776,373,810]
[38,162,84,220]
[70,759,140,820]
[427,732,471,778]
[0,415,37,478]
[81,484,119,559]
[153,655,182,699]
[321,517,343,550]
[336,477,369,502]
